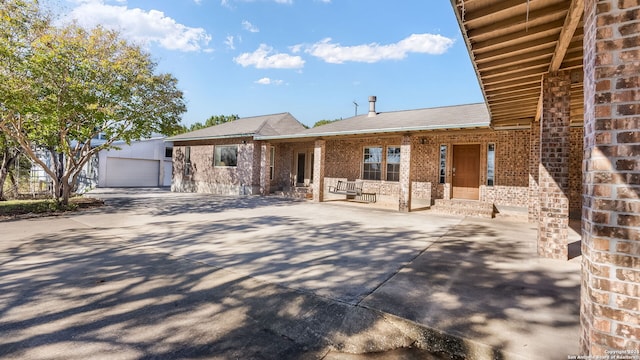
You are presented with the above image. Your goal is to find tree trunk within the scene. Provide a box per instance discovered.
[0,166,8,201]
[61,182,72,205]
[0,150,18,201]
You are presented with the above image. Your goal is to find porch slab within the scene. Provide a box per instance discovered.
[1,188,581,360]
[360,217,582,360]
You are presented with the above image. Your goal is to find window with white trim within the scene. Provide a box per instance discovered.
[439,145,447,184]
[363,146,382,180]
[386,146,401,182]
[487,143,495,186]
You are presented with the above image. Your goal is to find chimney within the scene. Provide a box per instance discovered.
[367,96,377,117]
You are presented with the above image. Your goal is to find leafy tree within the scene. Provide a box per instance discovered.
[312,118,341,128]
[186,114,239,132]
[0,0,186,204]
[0,131,22,201]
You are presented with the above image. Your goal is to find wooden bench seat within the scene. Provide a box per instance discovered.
[328,181,376,203]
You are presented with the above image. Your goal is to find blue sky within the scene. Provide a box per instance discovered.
[43,0,483,128]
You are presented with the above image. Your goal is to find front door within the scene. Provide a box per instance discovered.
[296,152,306,185]
[452,144,480,200]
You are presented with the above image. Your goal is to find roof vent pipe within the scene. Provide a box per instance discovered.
[368,96,377,117]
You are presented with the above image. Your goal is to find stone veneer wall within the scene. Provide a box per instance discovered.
[581,0,640,353]
[172,137,261,195]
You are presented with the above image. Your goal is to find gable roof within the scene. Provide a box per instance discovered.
[256,103,490,140]
[167,112,306,142]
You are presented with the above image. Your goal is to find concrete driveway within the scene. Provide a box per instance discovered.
[0,188,581,359]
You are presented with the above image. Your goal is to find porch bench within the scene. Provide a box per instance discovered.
[328,181,376,203]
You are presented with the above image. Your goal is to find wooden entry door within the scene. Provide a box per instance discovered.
[452,144,480,200]
[296,152,306,185]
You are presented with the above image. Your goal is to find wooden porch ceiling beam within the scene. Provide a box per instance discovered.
[478,49,553,72]
[467,3,568,40]
[549,0,584,72]
[475,35,558,63]
[483,75,542,91]
[534,0,584,122]
[481,64,548,83]
[461,0,530,26]
[472,20,564,53]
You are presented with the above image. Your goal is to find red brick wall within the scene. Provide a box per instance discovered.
[581,0,640,354]
[529,121,541,221]
[570,126,585,218]
[271,141,315,191]
[417,129,531,207]
[321,129,535,207]
[538,71,572,259]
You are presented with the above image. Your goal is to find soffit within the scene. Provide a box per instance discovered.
[451,0,584,128]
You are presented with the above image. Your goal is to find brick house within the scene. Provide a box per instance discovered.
[170,98,584,218]
[167,112,306,195]
[258,99,586,217]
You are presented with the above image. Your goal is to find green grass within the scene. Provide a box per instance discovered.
[0,199,78,217]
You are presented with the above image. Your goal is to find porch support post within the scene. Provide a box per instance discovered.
[538,70,571,259]
[312,139,325,203]
[259,141,270,196]
[399,135,412,212]
[528,120,541,222]
[581,0,640,353]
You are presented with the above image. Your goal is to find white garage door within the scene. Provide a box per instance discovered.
[106,158,160,187]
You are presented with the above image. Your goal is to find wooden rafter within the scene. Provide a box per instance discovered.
[549,0,584,72]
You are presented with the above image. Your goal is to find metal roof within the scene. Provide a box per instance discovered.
[166,112,306,142]
[256,103,490,140]
[451,0,584,128]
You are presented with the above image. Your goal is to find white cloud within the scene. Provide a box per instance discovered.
[304,33,454,64]
[234,44,305,69]
[224,35,235,50]
[255,77,284,85]
[289,44,303,54]
[242,20,259,33]
[64,0,212,52]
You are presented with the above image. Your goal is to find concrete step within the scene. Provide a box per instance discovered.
[494,205,529,222]
[273,187,312,199]
[430,199,495,218]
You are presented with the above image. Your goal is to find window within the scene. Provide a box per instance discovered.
[487,143,495,186]
[214,145,238,167]
[386,146,401,181]
[269,147,275,180]
[439,145,447,184]
[165,147,173,158]
[184,146,191,176]
[363,146,382,180]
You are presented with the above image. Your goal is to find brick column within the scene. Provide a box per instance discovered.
[581,0,640,354]
[529,120,541,222]
[259,141,270,196]
[312,139,325,202]
[399,135,412,212]
[538,70,572,259]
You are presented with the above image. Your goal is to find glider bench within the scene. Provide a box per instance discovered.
[328,180,376,203]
